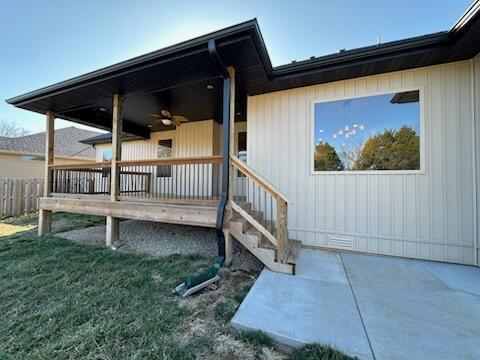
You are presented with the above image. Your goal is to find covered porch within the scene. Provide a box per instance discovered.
[7,22,298,273]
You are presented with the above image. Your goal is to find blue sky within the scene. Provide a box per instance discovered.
[0,0,472,134]
[314,93,420,152]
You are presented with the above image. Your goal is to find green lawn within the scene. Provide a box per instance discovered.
[0,213,356,359]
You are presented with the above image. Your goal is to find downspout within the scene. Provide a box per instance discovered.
[174,40,233,296]
[209,39,231,259]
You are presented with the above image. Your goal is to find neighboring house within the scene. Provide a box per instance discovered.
[6,1,480,272]
[0,127,98,179]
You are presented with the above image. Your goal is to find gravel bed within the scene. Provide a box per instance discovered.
[59,220,263,272]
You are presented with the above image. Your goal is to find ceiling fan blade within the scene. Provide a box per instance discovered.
[148,113,162,118]
[172,115,189,122]
[160,110,171,118]
[172,118,182,127]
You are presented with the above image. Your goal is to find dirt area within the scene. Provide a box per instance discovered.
[174,267,290,360]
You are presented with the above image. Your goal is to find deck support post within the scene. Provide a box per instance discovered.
[106,93,123,247]
[110,93,123,202]
[106,216,119,247]
[223,229,233,266]
[38,111,55,236]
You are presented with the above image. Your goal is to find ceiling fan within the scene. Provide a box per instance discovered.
[148,110,189,127]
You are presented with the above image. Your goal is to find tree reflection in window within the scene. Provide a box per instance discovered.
[313,90,420,171]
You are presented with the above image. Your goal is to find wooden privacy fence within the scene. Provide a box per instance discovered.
[0,178,44,218]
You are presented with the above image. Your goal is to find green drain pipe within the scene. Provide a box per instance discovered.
[175,257,224,297]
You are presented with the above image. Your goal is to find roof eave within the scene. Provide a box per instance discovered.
[6,18,268,107]
[271,31,450,76]
[450,0,480,36]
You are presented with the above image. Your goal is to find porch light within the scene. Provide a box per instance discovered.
[206,84,214,90]
[161,118,172,126]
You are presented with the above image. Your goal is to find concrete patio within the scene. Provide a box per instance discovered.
[232,249,480,360]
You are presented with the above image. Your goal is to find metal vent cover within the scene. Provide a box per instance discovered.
[327,234,354,249]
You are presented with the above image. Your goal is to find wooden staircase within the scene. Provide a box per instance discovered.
[228,156,301,275]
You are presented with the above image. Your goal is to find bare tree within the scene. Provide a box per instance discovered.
[339,143,362,170]
[0,119,29,137]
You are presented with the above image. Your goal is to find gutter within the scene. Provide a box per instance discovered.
[272,31,449,76]
[450,0,480,36]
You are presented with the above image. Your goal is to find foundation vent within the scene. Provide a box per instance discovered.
[327,234,354,249]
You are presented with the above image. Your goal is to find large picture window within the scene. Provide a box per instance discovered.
[312,90,421,172]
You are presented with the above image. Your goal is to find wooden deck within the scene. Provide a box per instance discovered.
[40,197,218,228]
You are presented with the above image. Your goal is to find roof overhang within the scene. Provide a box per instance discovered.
[80,132,145,145]
[6,1,480,136]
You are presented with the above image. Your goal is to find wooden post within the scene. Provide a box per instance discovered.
[106,93,122,247]
[44,111,55,196]
[226,66,235,222]
[106,216,119,248]
[276,199,288,263]
[110,93,123,202]
[38,111,54,236]
[223,228,233,266]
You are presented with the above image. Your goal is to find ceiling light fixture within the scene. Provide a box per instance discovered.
[161,118,172,126]
[99,107,106,112]
[206,84,214,90]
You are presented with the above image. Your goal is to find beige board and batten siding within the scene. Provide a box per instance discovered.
[474,54,480,266]
[247,60,478,266]
[95,120,219,197]
[95,120,217,161]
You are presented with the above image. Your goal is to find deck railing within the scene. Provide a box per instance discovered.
[230,155,289,262]
[51,162,112,195]
[48,156,222,204]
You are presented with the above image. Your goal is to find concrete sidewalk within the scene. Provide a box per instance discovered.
[231,249,480,360]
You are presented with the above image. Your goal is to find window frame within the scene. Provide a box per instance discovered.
[156,138,174,178]
[310,86,425,175]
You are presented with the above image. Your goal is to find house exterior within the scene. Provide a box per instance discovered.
[0,127,98,179]
[81,121,247,165]
[5,1,480,272]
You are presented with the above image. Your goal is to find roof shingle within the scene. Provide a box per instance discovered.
[0,126,99,159]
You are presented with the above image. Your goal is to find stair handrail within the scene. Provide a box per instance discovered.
[230,155,289,262]
[230,155,288,203]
